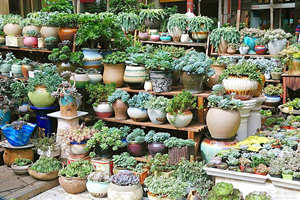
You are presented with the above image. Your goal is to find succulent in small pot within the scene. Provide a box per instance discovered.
[145,96,169,125]
[108,89,130,120]
[29,157,62,180]
[167,14,189,42]
[24,30,39,48]
[262,29,292,55]
[145,130,170,156]
[52,13,78,41]
[86,172,110,198]
[20,57,33,78]
[264,84,282,103]
[147,153,176,177]
[239,43,249,55]
[188,16,214,41]
[44,37,58,50]
[245,191,271,200]
[254,164,269,176]
[166,91,196,128]
[32,135,60,158]
[112,152,137,173]
[11,158,32,175]
[270,67,282,80]
[126,128,146,157]
[127,92,152,122]
[227,43,238,54]
[59,160,94,194]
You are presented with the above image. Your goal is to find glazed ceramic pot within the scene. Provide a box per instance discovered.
[70,141,88,155]
[0,63,11,76]
[29,169,59,180]
[271,72,282,80]
[22,25,40,36]
[57,62,75,73]
[288,58,300,75]
[21,64,33,78]
[181,72,205,93]
[218,38,228,54]
[239,46,249,55]
[168,27,182,43]
[150,71,172,93]
[70,73,90,89]
[88,73,102,84]
[112,99,128,120]
[222,76,258,99]
[4,24,22,36]
[208,64,225,88]
[243,36,256,54]
[107,183,143,200]
[93,102,113,119]
[166,111,193,128]
[206,108,241,139]
[40,26,59,38]
[82,48,103,69]
[147,109,166,125]
[103,63,125,87]
[86,181,109,198]
[138,32,149,41]
[28,86,56,107]
[24,36,38,48]
[254,45,267,55]
[124,65,147,89]
[160,33,172,42]
[227,46,236,54]
[127,107,148,122]
[148,143,167,156]
[191,32,208,41]
[128,141,146,157]
[180,34,191,43]
[150,34,160,42]
[265,95,281,103]
[11,163,32,175]
[268,39,287,55]
[0,109,11,125]
[144,80,152,91]
[11,64,22,77]
[58,27,77,41]
[59,95,77,117]
[59,176,87,194]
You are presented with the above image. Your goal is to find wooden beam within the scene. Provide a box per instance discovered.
[236,0,241,30]
[77,0,80,13]
[270,0,274,30]
[0,0,9,14]
[20,0,25,17]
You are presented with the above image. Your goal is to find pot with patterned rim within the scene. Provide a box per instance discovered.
[82,48,103,69]
[124,65,147,89]
[222,76,258,99]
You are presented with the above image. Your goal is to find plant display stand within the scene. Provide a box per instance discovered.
[30,106,57,136]
[47,111,88,159]
[282,73,300,104]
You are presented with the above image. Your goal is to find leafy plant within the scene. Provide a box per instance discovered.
[245,191,271,200]
[210,27,240,50]
[126,128,145,143]
[25,30,39,37]
[262,29,292,43]
[127,92,152,109]
[264,84,282,96]
[147,153,175,174]
[145,50,173,71]
[145,96,169,112]
[110,170,139,186]
[10,80,29,106]
[108,0,142,14]
[59,160,94,178]
[48,46,84,66]
[41,0,74,13]
[44,37,58,45]
[117,12,140,33]
[145,130,170,143]
[49,13,78,27]
[126,53,147,65]
[165,91,196,114]
[167,14,188,33]
[188,16,214,32]
[207,182,242,200]
[164,137,195,148]
[86,83,116,106]
[32,135,57,152]
[13,158,32,166]
[108,89,130,105]
[139,9,165,25]
[30,157,62,173]
[156,45,185,58]
[2,14,22,25]
[112,152,137,170]
[282,98,300,110]
[102,51,127,65]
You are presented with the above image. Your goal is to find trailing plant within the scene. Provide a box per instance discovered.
[188,16,214,32]
[165,90,196,114]
[164,137,195,148]
[59,160,94,178]
[108,89,130,105]
[86,83,116,106]
[210,27,240,50]
[145,50,173,71]
[126,128,145,143]
[108,0,142,14]
[30,157,62,173]
[110,170,139,186]
[139,9,165,24]
[145,130,170,143]
[13,158,32,166]
[117,12,140,33]
[127,92,152,109]
[145,96,169,112]
[264,84,282,96]
[102,51,127,64]
[167,14,188,33]
[112,152,137,170]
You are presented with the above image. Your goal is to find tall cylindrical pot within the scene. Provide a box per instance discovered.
[103,63,125,87]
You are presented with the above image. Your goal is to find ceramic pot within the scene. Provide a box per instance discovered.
[23,36,38,48]
[124,65,147,89]
[59,95,77,117]
[127,107,148,122]
[181,72,205,93]
[86,181,109,198]
[144,80,152,91]
[148,143,166,156]
[103,63,125,87]
[112,99,128,120]
[239,46,249,55]
[93,102,113,119]
[218,38,228,54]
[150,34,160,42]
[138,32,149,41]
[243,36,256,54]
[222,76,258,99]
[57,62,75,73]
[107,183,143,200]
[40,26,59,38]
[0,35,5,44]
[166,111,193,128]
[88,73,102,84]
[4,24,22,36]
[147,109,166,125]
[11,64,22,77]
[206,108,241,139]
[0,63,11,76]
[59,176,87,194]
[288,58,300,75]
[22,25,40,36]
[208,64,225,88]
[227,46,236,54]
[282,174,293,180]
[160,33,172,42]
[58,27,77,41]
[70,141,88,155]
[168,27,182,43]
[82,48,102,69]
[0,109,11,125]
[180,34,191,43]
[29,169,59,180]
[21,64,33,78]
[268,39,287,55]
[191,32,208,41]
[28,86,56,107]
[265,95,281,103]
[148,192,172,200]
[70,73,90,88]
[271,72,282,80]
[254,45,267,55]
[37,146,60,158]
[3,148,33,166]
[128,141,146,157]
[150,70,172,93]
[11,163,32,175]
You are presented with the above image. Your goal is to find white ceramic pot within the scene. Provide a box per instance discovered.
[239,46,249,55]
[144,80,152,91]
[265,95,281,103]
[86,180,109,198]
[70,73,90,89]
[11,164,31,175]
[222,76,258,97]
[37,146,60,158]
[88,74,102,84]
[70,142,88,155]
[93,102,113,119]
[268,39,287,55]
[40,26,59,38]
[127,107,148,122]
[4,24,22,36]
[147,109,166,125]
[180,34,192,43]
[107,183,143,200]
[166,111,193,128]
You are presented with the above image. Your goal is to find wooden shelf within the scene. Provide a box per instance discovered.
[141,40,206,47]
[102,117,206,132]
[265,79,281,83]
[0,46,52,53]
[210,53,278,58]
[135,155,152,163]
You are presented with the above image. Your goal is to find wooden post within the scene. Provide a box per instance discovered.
[236,0,241,30]
[77,0,80,13]
[223,0,228,24]
[30,0,34,12]
[20,0,25,17]
[218,0,222,25]
[107,0,110,11]
[198,0,201,16]
[270,0,274,30]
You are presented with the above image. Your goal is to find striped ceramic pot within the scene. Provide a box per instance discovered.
[124,65,147,89]
[222,76,258,98]
[82,48,103,69]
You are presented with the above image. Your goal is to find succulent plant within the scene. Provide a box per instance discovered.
[164,137,195,148]
[108,89,130,105]
[127,92,153,109]
[145,131,170,143]
[207,182,242,200]
[110,170,139,186]
[88,172,109,182]
[245,191,271,200]
[126,128,145,143]
[112,152,137,170]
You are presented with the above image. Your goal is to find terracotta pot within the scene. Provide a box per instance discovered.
[3,148,34,166]
[253,74,265,97]
[22,25,40,36]
[103,63,125,87]
[29,169,59,180]
[93,102,113,119]
[166,111,193,128]
[107,183,143,200]
[112,99,128,120]
[218,38,228,54]
[4,24,22,36]
[227,46,236,54]
[138,32,149,41]
[150,70,172,93]
[206,108,241,139]
[127,141,146,157]
[208,64,225,88]
[288,58,300,75]
[58,27,77,41]
[127,107,148,122]
[86,180,109,198]
[191,32,208,41]
[40,26,59,38]
[181,72,205,93]
[222,76,258,99]
[11,163,32,175]
[148,143,166,156]
[147,109,166,125]
[21,64,33,78]
[124,65,147,89]
[28,86,56,107]
[59,176,87,194]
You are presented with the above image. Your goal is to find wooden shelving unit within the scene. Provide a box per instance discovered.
[140,40,206,48]
[0,46,52,53]
[265,79,281,83]
[210,53,278,58]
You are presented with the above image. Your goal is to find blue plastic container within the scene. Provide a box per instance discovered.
[2,123,36,146]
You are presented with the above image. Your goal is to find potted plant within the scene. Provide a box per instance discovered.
[127,92,152,122]
[126,128,146,157]
[167,14,188,42]
[166,91,196,128]
[52,13,78,41]
[27,66,63,107]
[138,26,149,41]
[87,69,102,84]
[23,30,39,48]
[59,160,94,194]
[11,59,23,78]
[188,16,214,41]
[22,13,41,36]
[240,28,265,54]
[207,57,229,88]
[10,80,29,111]
[254,163,269,176]
[173,51,214,93]
[245,192,271,200]
[0,53,15,76]
[117,12,140,34]
[280,98,300,114]
[270,67,282,80]
[269,157,284,178]
[263,29,292,55]
[107,170,143,200]
[227,43,238,54]
[282,168,294,180]
[3,14,22,36]
[20,57,33,78]
[146,153,176,177]
[145,96,169,125]
[108,89,130,120]
[239,43,249,55]
[11,158,32,175]
[164,137,195,165]
[206,84,243,139]
[254,39,267,55]
[86,172,110,198]
[70,68,90,88]
[145,50,173,93]
[102,51,127,87]
[29,157,62,180]
[264,84,282,103]
[112,152,137,174]
[145,131,170,156]
[39,12,60,38]
[139,9,165,29]
[32,135,60,158]
[207,182,242,200]
[44,36,58,50]
[86,83,116,118]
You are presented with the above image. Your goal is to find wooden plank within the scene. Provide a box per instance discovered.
[210,52,278,58]
[0,46,52,53]
[140,40,206,47]
[0,0,9,15]
[265,79,281,83]
[197,96,205,124]
[160,0,185,2]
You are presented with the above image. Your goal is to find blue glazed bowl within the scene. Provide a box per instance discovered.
[2,123,36,146]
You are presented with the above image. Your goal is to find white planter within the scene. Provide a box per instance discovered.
[88,74,102,84]
[37,146,60,158]
[107,183,143,200]
[144,80,152,91]
[93,102,113,119]
[222,77,258,97]
[265,95,281,103]
[166,111,193,128]
[127,107,148,122]
[147,109,166,125]
[86,181,109,198]
[180,34,191,43]
[268,39,287,55]
[239,46,249,55]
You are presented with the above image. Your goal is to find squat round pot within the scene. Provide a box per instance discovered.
[93,102,113,119]
[70,141,88,155]
[103,63,125,87]
[29,169,59,180]
[222,76,258,99]
[147,109,166,125]
[88,73,102,84]
[254,45,267,55]
[70,73,90,89]
[148,143,166,156]
[86,180,109,198]
[239,46,249,55]
[28,86,56,107]
[124,65,147,89]
[138,32,149,41]
[191,32,208,41]
[150,71,172,93]
[128,141,146,157]
[59,176,87,194]
[22,25,40,36]
[58,27,77,41]
[160,33,172,42]
[181,72,205,93]
[112,99,128,120]
[11,163,32,175]
[265,95,281,103]
[150,34,160,42]
[107,183,143,200]
[40,26,59,38]
[206,108,241,139]
[166,111,193,128]
[24,36,38,48]
[127,107,148,122]
[4,24,22,36]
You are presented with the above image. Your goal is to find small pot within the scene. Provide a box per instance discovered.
[11,163,32,175]
[58,27,77,41]
[271,72,282,80]
[147,109,166,125]
[128,141,146,157]
[57,62,75,74]
[150,34,160,42]
[21,64,33,79]
[59,176,87,194]
[148,143,166,156]
[107,183,143,200]
[112,99,128,120]
[239,46,249,55]
[70,141,88,155]
[180,33,191,43]
[138,32,149,41]
[227,46,236,54]
[150,70,172,93]
[93,102,113,119]
[88,73,103,84]
[28,169,59,180]
[127,107,148,122]
[160,33,172,42]
[86,180,109,198]
[166,111,193,128]
[208,64,226,88]
[265,95,281,103]
[255,45,267,55]
[24,36,38,48]
[22,25,40,36]
[191,32,208,41]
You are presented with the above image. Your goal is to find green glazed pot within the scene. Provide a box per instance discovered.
[28,86,56,108]
[0,63,11,73]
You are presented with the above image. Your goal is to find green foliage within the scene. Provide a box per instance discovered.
[119,126,131,139]
[108,0,142,14]
[112,152,137,170]
[69,51,84,66]
[48,46,83,66]
[164,137,195,148]
[102,51,127,64]
[126,53,147,65]
[147,153,175,174]
[245,192,271,200]
[207,182,242,200]
[188,16,214,32]
[127,92,152,109]
[86,83,116,106]
[145,131,170,143]
[126,128,145,143]
[10,80,29,106]
[32,136,57,152]
[145,50,173,71]
[262,29,292,43]
[156,45,185,58]
[210,27,240,50]
[264,84,282,96]
[108,89,130,104]
[59,160,94,178]
[30,157,62,173]
[41,0,74,13]
[92,120,106,130]
[167,14,188,33]
[165,91,196,114]
[117,12,140,33]
[13,158,32,166]
[139,9,165,24]
[25,30,39,37]
[49,13,78,27]
[2,14,22,25]
[283,98,300,110]
[145,96,169,112]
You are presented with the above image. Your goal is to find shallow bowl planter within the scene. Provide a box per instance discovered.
[86,180,109,198]
[127,107,148,122]
[128,141,146,157]
[107,183,143,200]
[11,163,32,175]
[93,102,113,119]
[150,71,172,93]
[28,86,56,108]
[148,143,166,156]
[59,176,87,194]
[28,169,59,180]
[166,111,193,128]
[70,141,88,155]
[160,34,172,42]
[147,109,166,125]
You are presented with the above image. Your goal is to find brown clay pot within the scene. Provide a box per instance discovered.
[253,74,265,97]
[59,176,87,194]
[28,169,59,180]
[58,27,77,41]
[3,148,34,166]
[208,64,225,88]
[218,38,228,54]
[103,63,125,87]
[21,64,33,79]
[112,99,128,120]
[227,46,236,54]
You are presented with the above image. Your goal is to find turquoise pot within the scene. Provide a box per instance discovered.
[11,64,22,77]
[82,48,103,69]
[0,109,11,125]
[59,95,76,107]
[0,63,11,74]
[243,36,257,54]
[86,181,109,198]
[160,34,172,42]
